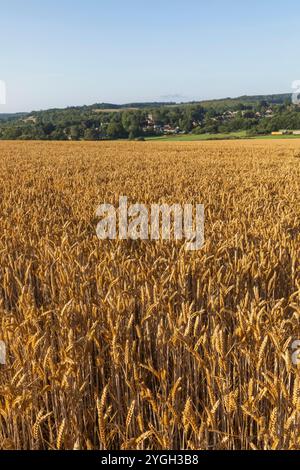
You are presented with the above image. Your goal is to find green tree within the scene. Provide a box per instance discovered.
[83,128,98,140]
[106,122,126,139]
[70,126,81,141]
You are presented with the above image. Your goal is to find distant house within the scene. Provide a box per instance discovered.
[293,130,300,135]
[265,109,274,118]
[222,110,239,120]
[153,124,163,133]
[163,125,178,134]
[146,113,154,125]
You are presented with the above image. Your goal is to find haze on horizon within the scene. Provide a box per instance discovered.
[1,0,299,113]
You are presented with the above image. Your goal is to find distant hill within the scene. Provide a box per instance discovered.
[0,92,296,141]
[197,93,291,109]
[0,93,292,121]
[0,113,27,121]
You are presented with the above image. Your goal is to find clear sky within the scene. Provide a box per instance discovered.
[1,0,300,112]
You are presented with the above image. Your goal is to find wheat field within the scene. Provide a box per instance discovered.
[0,140,299,450]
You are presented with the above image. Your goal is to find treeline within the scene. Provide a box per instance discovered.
[0,106,206,140]
[0,94,299,140]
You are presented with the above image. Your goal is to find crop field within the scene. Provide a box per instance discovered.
[0,140,299,450]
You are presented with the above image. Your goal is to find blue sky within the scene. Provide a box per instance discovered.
[1,0,300,112]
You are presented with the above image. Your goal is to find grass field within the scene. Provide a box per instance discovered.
[146,131,248,141]
[0,140,299,450]
[254,134,300,140]
[146,131,300,142]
